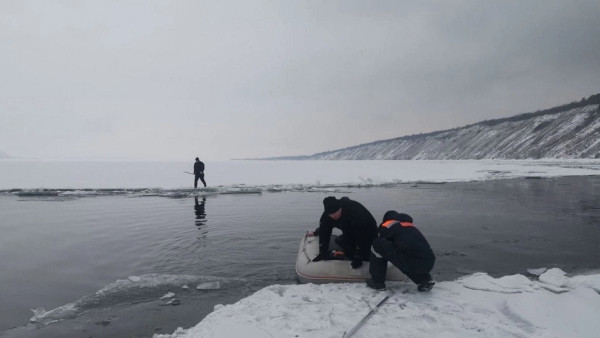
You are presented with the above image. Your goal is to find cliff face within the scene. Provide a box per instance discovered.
[304,104,600,160]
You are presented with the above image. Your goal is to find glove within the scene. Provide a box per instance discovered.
[351,258,363,269]
[312,253,330,262]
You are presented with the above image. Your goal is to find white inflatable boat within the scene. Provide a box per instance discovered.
[295,233,408,284]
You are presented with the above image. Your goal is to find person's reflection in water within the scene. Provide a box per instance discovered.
[194,197,207,228]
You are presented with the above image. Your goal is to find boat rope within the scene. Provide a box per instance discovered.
[302,232,312,264]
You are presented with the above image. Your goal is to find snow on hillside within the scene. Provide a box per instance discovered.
[289,104,600,160]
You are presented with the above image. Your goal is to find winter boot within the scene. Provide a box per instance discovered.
[418,280,435,292]
[366,279,386,291]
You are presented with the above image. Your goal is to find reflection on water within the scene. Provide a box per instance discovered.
[194,197,208,244]
[194,197,207,228]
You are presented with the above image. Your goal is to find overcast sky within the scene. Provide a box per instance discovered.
[1,0,599,161]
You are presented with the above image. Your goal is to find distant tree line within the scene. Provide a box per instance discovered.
[477,93,600,127]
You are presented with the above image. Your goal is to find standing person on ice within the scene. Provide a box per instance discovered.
[193,157,207,188]
[310,196,377,269]
[367,210,436,292]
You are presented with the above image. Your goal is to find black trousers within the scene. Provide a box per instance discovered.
[369,238,433,285]
[194,173,206,188]
[335,234,372,261]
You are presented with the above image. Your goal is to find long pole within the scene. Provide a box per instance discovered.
[342,291,394,338]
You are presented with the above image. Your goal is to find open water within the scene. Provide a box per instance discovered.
[1,176,600,337]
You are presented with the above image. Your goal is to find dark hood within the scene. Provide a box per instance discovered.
[382,210,413,223]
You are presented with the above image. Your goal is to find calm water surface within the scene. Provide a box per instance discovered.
[1,176,599,337]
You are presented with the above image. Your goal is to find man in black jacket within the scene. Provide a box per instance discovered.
[193,157,206,188]
[311,196,377,269]
[367,210,436,292]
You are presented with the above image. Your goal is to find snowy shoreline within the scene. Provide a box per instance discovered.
[1,159,600,192]
[156,268,600,338]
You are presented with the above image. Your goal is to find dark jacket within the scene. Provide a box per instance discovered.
[316,197,377,258]
[194,161,205,175]
[378,211,435,274]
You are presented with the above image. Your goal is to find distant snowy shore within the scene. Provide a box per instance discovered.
[1,159,599,191]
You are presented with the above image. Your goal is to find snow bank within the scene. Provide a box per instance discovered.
[156,268,600,338]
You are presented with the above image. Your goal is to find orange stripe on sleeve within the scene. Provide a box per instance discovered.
[381,220,414,228]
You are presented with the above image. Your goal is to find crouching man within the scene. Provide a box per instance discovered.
[311,196,377,269]
[367,210,436,292]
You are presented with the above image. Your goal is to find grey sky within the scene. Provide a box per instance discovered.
[1,0,599,161]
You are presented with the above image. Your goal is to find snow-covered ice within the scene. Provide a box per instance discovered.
[2,159,600,194]
[160,292,176,300]
[156,268,600,338]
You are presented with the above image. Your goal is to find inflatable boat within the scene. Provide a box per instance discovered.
[295,233,408,284]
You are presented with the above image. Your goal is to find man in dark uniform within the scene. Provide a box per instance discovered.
[367,210,436,292]
[193,157,207,188]
[311,196,377,269]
